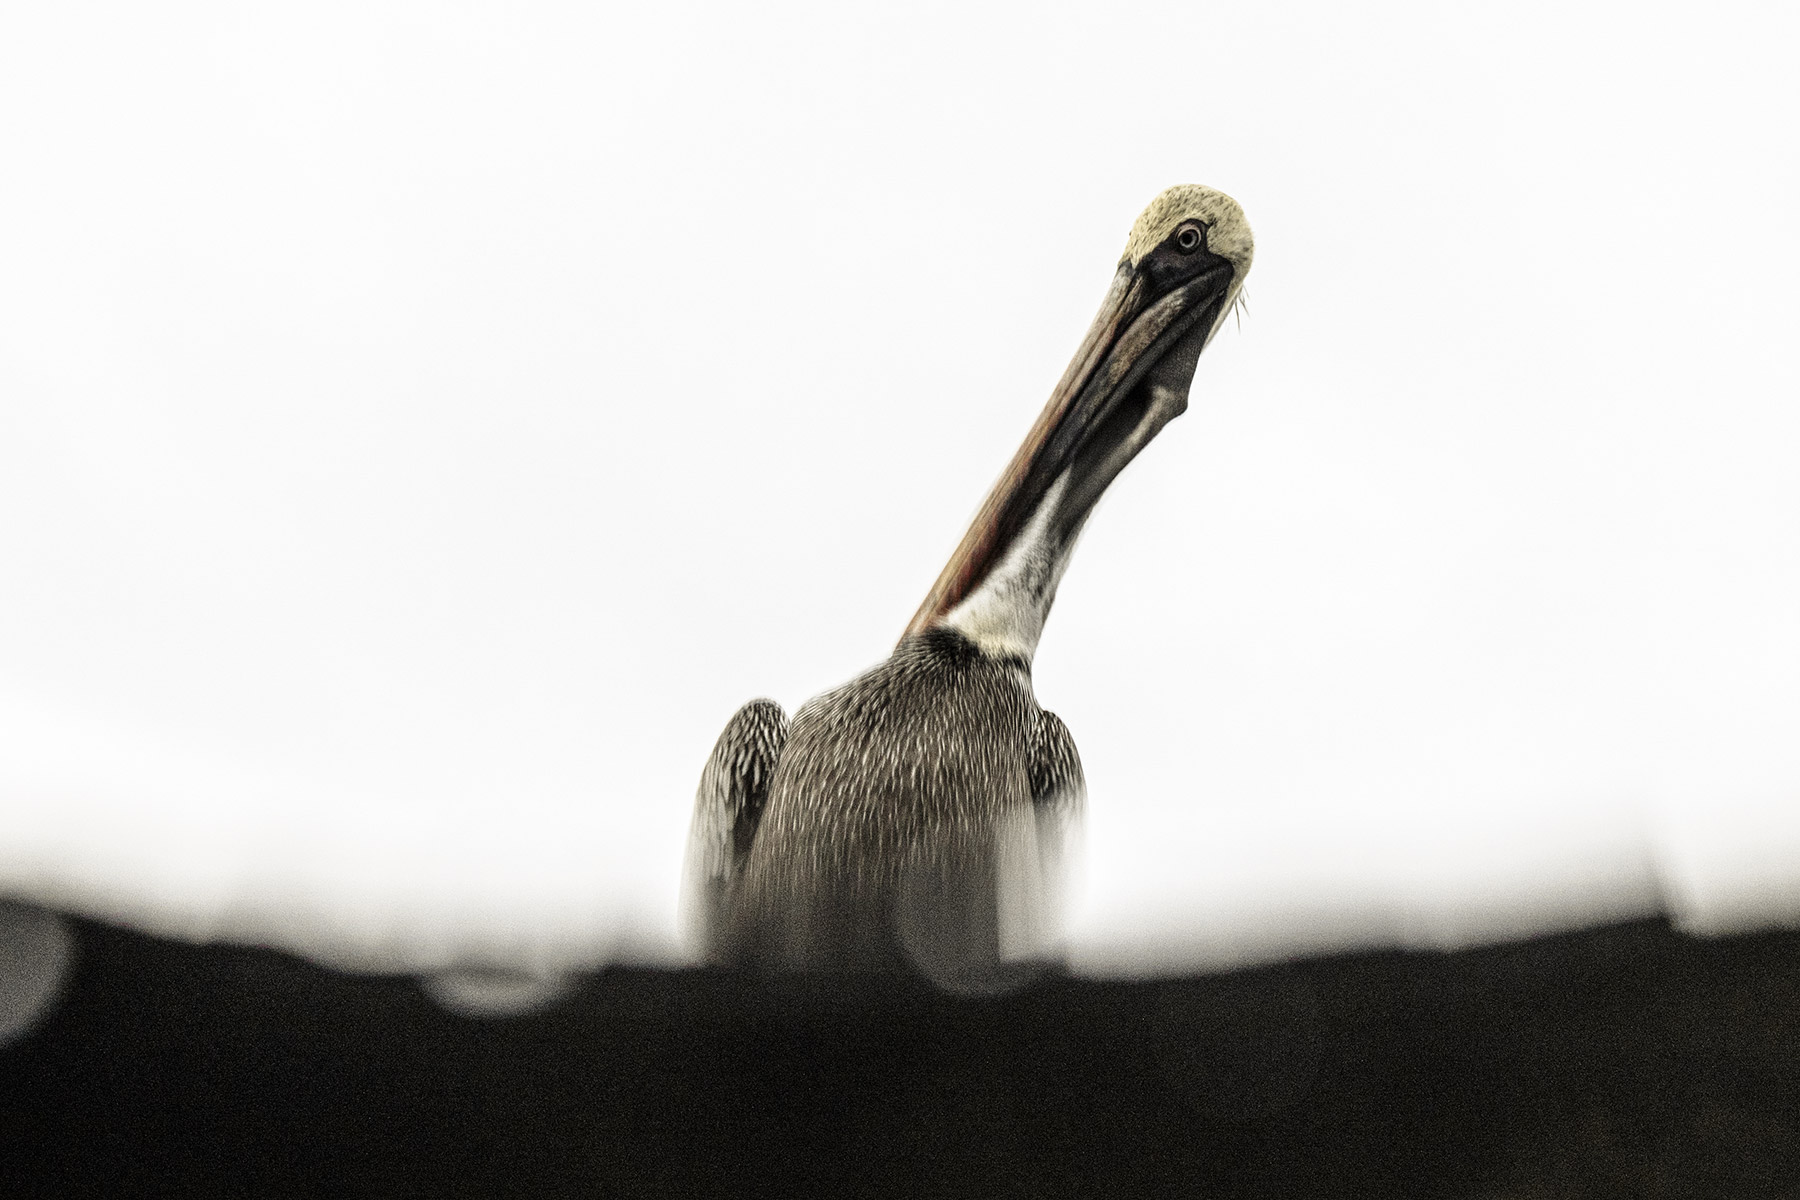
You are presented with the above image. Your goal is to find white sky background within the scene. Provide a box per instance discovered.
[0,2,1796,978]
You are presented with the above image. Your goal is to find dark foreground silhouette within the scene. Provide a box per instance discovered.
[2,915,1796,1197]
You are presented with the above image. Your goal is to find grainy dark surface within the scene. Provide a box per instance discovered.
[2,916,1798,1198]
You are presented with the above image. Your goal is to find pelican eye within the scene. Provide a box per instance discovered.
[1174,224,1205,254]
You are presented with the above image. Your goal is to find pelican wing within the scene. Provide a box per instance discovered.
[1028,709,1085,862]
[682,698,789,958]
[1011,708,1085,959]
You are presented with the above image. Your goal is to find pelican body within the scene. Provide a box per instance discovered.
[686,186,1253,982]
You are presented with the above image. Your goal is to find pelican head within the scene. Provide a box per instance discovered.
[903,185,1253,660]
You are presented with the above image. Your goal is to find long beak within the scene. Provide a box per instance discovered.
[902,253,1238,641]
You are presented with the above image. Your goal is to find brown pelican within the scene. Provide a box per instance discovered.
[685,186,1253,984]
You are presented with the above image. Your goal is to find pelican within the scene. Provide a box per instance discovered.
[685,186,1253,983]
